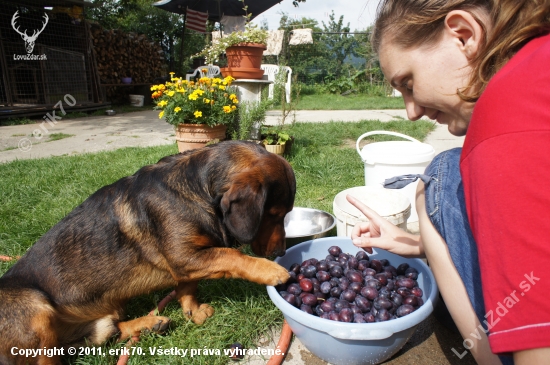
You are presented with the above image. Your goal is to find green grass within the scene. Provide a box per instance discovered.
[0,119,434,364]
[295,94,405,110]
[47,133,75,142]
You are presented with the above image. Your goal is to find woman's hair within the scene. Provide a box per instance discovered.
[372,0,550,102]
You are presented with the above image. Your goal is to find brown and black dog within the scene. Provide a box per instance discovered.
[0,141,295,365]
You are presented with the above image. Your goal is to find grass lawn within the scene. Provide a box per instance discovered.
[0,120,434,365]
[295,94,405,110]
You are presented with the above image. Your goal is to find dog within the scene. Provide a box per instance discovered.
[0,141,295,365]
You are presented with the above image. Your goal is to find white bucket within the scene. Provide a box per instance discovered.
[333,186,411,237]
[356,131,435,223]
[129,94,144,107]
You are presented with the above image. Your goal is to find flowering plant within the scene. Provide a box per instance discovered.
[151,72,239,127]
[193,23,268,64]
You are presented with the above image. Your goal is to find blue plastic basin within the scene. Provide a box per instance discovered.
[267,237,438,365]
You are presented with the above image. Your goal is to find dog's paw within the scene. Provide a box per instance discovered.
[185,303,215,325]
[140,316,171,335]
[261,260,291,286]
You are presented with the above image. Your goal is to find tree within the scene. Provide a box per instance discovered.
[353,27,385,84]
[276,14,331,84]
[320,11,359,78]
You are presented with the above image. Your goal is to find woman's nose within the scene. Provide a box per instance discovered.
[404,95,424,121]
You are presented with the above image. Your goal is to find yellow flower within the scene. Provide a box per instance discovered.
[223,105,231,113]
[167,90,175,97]
[212,78,222,84]
[204,98,210,103]
[188,93,199,101]
[157,100,168,107]
[231,105,237,110]
[196,89,205,96]
[174,107,182,113]
[176,87,185,93]
[150,85,158,91]
[158,111,164,118]
[194,110,202,118]
[229,93,237,100]
[232,99,239,104]
[169,71,175,75]
[219,85,226,90]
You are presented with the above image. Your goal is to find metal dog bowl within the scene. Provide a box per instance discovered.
[105,110,116,116]
[284,207,336,248]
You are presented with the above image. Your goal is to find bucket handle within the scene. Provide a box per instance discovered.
[356,131,423,164]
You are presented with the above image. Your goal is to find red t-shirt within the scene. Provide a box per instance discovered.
[461,33,550,354]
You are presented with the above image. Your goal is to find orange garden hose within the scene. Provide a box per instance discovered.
[266,320,293,365]
[1,254,293,365]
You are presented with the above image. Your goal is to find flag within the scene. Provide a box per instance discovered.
[186,8,208,33]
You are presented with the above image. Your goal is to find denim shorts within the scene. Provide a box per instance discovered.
[423,148,514,365]
[423,148,486,323]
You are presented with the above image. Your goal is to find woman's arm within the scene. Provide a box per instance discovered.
[416,181,501,365]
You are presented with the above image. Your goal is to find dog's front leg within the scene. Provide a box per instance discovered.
[169,248,289,325]
[176,248,290,287]
[175,281,215,325]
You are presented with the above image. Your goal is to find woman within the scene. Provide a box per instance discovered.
[348,0,550,364]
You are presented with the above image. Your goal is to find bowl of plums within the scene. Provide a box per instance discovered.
[267,237,438,365]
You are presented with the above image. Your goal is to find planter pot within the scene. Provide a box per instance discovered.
[175,123,227,152]
[221,43,266,80]
[265,143,285,156]
[284,136,295,155]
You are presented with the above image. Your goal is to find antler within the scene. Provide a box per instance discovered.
[30,13,49,40]
[11,10,28,38]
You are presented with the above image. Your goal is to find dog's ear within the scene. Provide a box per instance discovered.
[220,172,267,244]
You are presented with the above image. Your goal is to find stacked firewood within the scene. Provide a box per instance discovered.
[89,23,165,84]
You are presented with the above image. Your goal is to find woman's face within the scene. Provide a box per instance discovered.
[379,35,475,136]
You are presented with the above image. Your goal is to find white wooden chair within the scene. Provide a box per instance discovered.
[260,64,292,103]
[185,65,221,81]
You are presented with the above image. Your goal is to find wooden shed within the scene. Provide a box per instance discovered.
[0,0,108,118]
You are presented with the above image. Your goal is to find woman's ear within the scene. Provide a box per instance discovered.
[444,10,486,59]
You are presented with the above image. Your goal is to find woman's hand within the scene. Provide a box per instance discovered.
[346,194,424,258]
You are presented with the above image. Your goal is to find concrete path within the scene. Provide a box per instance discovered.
[0,109,469,365]
[0,109,463,163]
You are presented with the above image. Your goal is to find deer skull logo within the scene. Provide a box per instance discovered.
[11,11,49,54]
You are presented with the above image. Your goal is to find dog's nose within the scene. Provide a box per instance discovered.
[274,248,286,257]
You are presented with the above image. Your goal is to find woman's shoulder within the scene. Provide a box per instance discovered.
[463,32,550,153]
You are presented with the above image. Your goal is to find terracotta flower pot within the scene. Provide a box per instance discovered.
[175,123,227,152]
[221,43,267,80]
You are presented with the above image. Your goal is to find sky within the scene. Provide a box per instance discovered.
[250,0,381,32]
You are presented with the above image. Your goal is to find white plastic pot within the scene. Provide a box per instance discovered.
[129,94,144,107]
[333,186,410,236]
[356,131,435,223]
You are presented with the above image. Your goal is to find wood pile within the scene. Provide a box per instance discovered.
[89,23,165,84]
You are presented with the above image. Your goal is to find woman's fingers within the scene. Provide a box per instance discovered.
[346,194,384,223]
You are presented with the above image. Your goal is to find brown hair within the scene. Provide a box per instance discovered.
[372,0,550,102]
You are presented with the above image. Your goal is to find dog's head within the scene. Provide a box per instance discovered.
[219,143,296,257]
